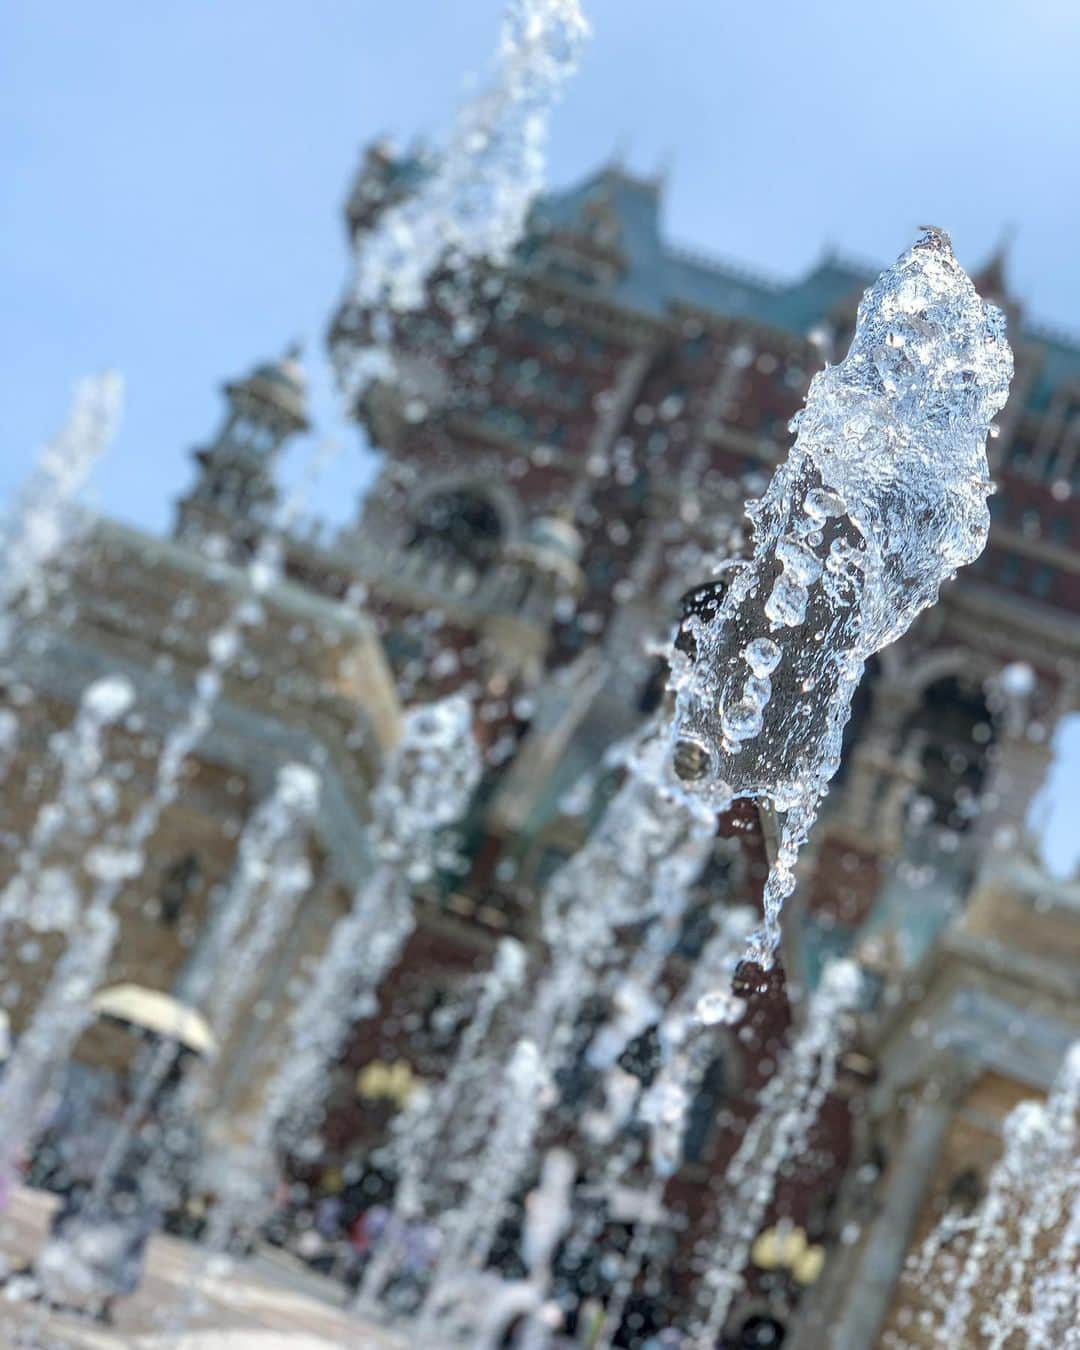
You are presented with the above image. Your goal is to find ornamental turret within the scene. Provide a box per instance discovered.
[174,344,309,549]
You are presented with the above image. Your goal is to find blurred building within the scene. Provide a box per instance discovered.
[316,146,1080,1340]
[0,351,401,1145]
[3,144,1079,1345]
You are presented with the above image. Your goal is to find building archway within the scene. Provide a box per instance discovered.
[408,486,507,572]
[903,675,995,832]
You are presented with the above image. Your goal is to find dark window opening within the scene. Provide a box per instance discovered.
[160,852,202,926]
[409,489,503,571]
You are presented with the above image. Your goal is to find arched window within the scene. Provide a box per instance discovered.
[409,489,503,571]
[738,1313,787,1347]
[906,676,994,831]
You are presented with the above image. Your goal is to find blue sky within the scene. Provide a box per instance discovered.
[2,0,1078,872]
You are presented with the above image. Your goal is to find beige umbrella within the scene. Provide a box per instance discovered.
[90,984,217,1058]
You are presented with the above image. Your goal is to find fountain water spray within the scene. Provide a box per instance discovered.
[0,533,285,1200]
[536,730,717,1054]
[357,935,528,1309]
[178,695,481,1298]
[0,372,123,662]
[351,0,589,316]
[669,230,1013,964]
[691,958,863,1346]
[253,695,481,1152]
[0,674,135,940]
[83,763,323,1223]
[1026,1158,1080,1349]
[638,905,754,1179]
[561,910,754,1349]
[426,1146,576,1350]
[197,763,321,1050]
[416,1036,551,1335]
[0,412,342,1200]
[931,1041,1080,1348]
[408,730,716,1333]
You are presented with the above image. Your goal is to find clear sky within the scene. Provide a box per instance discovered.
[2,0,1078,872]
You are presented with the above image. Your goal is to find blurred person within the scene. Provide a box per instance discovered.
[3,1034,200,1323]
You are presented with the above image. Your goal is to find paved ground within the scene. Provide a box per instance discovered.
[0,1188,406,1349]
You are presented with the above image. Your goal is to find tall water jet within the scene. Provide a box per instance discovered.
[84,763,323,1218]
[668,230,1013,964]
[536,730,717,1059]
[407,730,716,1333]
[638,905,755,1179]
[691,959,863,1345]
[0,533,284,1200]
[183,696,481,1290]
[416,1036,551,1334]
[350,0,589,317]
[254,695,481,1150]
[557,909,753,1349]
[931,1040,1080,1348]
[423,1146,575,1349]
[357,935,528,1310]
[1027,1160,1080,1349]
[0,674,135,940]
[0,372,123,661]
[197,763,321,1050]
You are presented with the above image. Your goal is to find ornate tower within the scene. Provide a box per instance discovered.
[175,345,309,549]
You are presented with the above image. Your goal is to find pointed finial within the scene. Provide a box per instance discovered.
[972,224,1016,299]
[610,132,632,170]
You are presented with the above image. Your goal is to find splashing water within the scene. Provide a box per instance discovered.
[527,729,716,1136]
[1027,1159,1080,1349]
[930,1041,1080,1348]
[82,762,324,1232]
[0,373,123,661]
[357,936,528,1311]
[0,535,283,1201]
[557,908,754,1350]
[198,763,321,1050]
[542,730,717,960]
[638,905,754,1178]
[668,229,1013,964]
[262,695,483,1142]
[350,0,588,318]
[407,729,717,1332]
[447,1146,576,1350]
[187,696,482,1288]
[691,959,863,1345]
[0,675,134,939]
[416,1037,551,1336]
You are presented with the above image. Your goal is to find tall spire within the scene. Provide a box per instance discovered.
[174,344,310,549]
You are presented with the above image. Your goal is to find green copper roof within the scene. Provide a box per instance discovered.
[534,166,1080,413]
